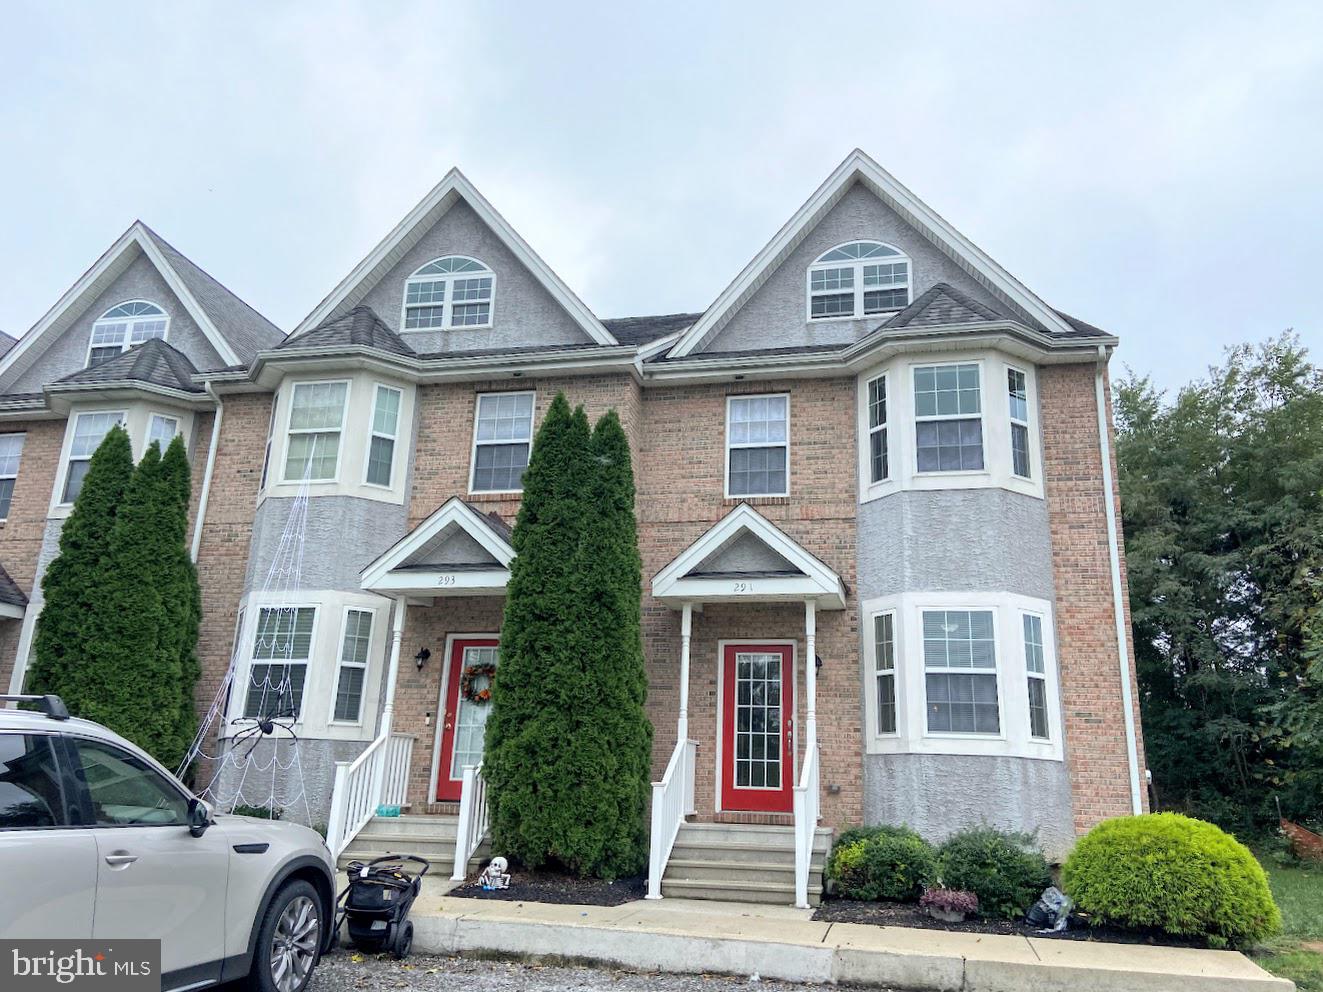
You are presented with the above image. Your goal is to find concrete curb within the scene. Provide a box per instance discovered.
[402,897,1292,992]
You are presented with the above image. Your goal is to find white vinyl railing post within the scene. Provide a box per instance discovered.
[325,761,349,853]
[451,761,489,881]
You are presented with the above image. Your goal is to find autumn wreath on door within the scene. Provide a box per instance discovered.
[460,661,497,703]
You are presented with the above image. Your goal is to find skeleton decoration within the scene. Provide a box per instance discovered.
[479,856,511,890]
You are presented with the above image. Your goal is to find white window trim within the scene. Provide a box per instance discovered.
[282,379,351,484]
[328,605,377,727]
[85,300,170,367]
[260,393,279,492]
[866,373,890,485]
[724,393,791,499]
[805,241,911,323]
[399,256,497,332]
[872,610,899,738]
[236,602,321,728]
[1022,609,1053,741]
[713,638,798,814]
[362,384,403,490]
[145,411,182,453]
[0,432,25,522]
[913,361,985,478]
[57,409,127,507]
[861,591,1062,761]
[856,350,1044,503]
[468,390,536,495]
[1006,362,1037,481]
[919,605,1005,741]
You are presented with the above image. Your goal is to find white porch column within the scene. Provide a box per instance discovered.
[804,599,817,752]
[379,596,408,741]
[677,602,693,742]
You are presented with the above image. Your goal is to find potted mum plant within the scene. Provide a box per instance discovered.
[920,887,978,923]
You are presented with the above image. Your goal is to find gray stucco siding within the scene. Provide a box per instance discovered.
[704,183,1009,355]
[856,489,1055,600]
[4,252,225,393]
[358,200,593,353]
[212,737,367,826]
[245,495,409,595]
[863,753,1076,861]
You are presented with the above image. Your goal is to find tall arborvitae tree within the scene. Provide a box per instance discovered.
[563,410,652,877]
[28,425,134,695]
[159,436,202,770]
[484,393,593,870]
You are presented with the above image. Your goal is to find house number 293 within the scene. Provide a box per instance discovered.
[436,574,455,587]
[732,582,754,593]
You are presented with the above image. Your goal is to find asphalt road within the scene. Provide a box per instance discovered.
[306,952,870,991]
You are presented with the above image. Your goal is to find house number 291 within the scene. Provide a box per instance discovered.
[732,582,754,593]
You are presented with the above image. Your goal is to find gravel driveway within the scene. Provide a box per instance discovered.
[307,952,879,991]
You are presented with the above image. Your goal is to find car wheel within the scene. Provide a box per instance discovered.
[252,880,322,992]
[391,920,413,960]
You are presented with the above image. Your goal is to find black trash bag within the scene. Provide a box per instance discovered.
[1025,886,1072,931]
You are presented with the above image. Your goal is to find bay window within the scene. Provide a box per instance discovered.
[0,434,24,519]
[147,413,180,452]
[244,606,315,720]
[922,609,999,734]
[867,375,888,484]
[62,411,125,504]
[1023,614,1049,739]
[333,609,373,723]
[284,381,348,482]
[366,385,402,487]
[874,612,897,735]
[914,363,983,472]
[1008,368,1031,478]
[726,394,789,497]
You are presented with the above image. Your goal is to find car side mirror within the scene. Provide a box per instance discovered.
[187,798,213,838]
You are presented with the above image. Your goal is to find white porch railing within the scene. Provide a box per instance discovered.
[382,734,414,808]
[646,737,697,899]
[326,733,388,860]
[792,741,820,909]
[450,761,490,881]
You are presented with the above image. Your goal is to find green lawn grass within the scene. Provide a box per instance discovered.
[1257,858,1323,991]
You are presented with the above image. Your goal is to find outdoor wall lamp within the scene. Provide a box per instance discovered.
[815,654,824,672]
[414,648,431,670]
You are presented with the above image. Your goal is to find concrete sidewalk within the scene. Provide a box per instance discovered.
[399,885,1291,992]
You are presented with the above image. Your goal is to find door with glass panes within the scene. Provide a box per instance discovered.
[720,643,794,812]
[436,638,498,801]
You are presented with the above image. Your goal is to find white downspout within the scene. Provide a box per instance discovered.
[190,381,224,562]
[1094,346,1143,814]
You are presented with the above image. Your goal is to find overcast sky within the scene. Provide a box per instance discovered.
[3,1,1320,390]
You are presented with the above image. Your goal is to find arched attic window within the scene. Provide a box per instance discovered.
[807,241,910,320]
[402,256,495,330]
[88,300,168,367]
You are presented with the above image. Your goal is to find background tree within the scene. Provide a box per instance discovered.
[159,436,203,770]
[484,394,594,870]
[1116,333,1323,831]
[27,424,134,696]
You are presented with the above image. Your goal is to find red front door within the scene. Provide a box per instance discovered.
[436,637,498,801]
[720,643,794,812]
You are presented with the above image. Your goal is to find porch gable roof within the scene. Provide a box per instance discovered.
[651,503,847,609]
[361,497,513,596]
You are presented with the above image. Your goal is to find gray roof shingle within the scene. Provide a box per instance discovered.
[277,305,414,357]
[139,225,285,364]
[0,563,28,609]
[51,337,203,393]
[882,282,1009,329]
[601,313,702,347]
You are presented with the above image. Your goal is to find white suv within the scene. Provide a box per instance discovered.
[0,694,335,992]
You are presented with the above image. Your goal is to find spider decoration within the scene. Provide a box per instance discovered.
[230,705,301,760]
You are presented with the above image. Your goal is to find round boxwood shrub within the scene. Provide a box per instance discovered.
[1062,813,1281,946]
[827,824,939,902]
[937,827,1051,920]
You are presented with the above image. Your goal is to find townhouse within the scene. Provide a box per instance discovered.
[0,150,1146,905]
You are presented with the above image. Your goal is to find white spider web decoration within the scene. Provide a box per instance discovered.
[179,468,316,823]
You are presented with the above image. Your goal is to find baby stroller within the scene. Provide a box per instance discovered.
[334,854,429,959]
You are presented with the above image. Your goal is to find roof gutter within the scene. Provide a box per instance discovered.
[190,380,224,562]
[1093,344,1143,815]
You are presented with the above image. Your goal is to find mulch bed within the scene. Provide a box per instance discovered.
[813,897,1207,948]
[450,870,647,906]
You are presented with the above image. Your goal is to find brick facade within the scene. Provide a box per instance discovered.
[1039,362,1148,830]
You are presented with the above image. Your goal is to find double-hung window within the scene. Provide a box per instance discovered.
[1008,368,1031,478]
[914,363,983,472]
[874,612,897,735]
[922,609,999,734]
[63,411,124,504]
[366,385,402,487]
[0,434,25,519]
[87,301,168,366]
[244,606,314,719]
[402,257,495,330]
[260,395,278,490]
[808,242,910,320]
[1023,614,1049,739]
[146,414,180,452]
[333,609,373,723]
[471,392,534,493]
[867,375,889,483]
[726,394,789,497]
[284,381,348,482]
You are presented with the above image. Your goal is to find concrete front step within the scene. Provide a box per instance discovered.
[668,840,828,866]
[337,839,489,876]
[674,822,832,849]
[660,876,821,906]
[356,814,460,839]
[661,821,831,906]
